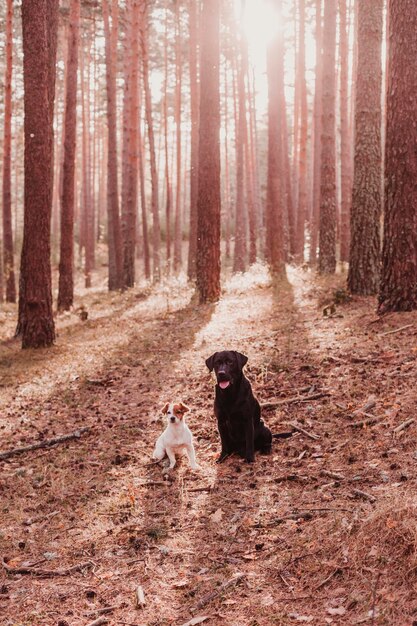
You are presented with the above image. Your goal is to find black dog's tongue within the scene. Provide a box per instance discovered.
[219,380,230,389]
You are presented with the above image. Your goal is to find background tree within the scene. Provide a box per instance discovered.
[187,0,199,280]
[58,0,80,311]
[2,0,16,303]
[17,0,59,348]
[379,0,417,312]
[318,0,337,274]
[265,1,286,278]
[348,0,383,295]
[196,0,221,303]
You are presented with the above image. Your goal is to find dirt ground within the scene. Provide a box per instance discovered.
[1,263,416,626]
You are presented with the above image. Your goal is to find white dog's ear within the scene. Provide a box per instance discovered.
[178,402,190,414]
[162,402,170,414]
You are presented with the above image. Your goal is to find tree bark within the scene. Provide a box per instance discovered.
[309,0,322,265]
[187,0,200,280]
[378,0,417,312]
[2,0,16,303]
[173,0,183,273]
[318,0,337,274]
[339,0,351,264]
[58,0,80,310]
[196,0,221,303]
[17,0,58,348]
[266,1,286,278]
[140,0,161,282]
[102,0,123,291]
[295,0,308,262]
[348,0,383,295]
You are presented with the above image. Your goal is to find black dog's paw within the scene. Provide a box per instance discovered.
[260,445,272,455]
[216,451,230,463]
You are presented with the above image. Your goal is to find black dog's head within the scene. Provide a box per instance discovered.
[205,351,248,390]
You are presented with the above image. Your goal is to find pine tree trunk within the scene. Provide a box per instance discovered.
[196,0,221,303]
[266,4,286,278]
[339,0,351,264]
[2,0,16,303]
[102,0,123,291]
[18,0,58,348]
[348,0,383,295]
[378,0,417,312]
[173,1,183,273]
[140,0,161,282]
[121,0,139,288]
[187,0,199,280]
[163,11,172,269]
[318,0,337,274]
[58,0,80,310]
[309,0,323,265]
[233,20,248,274]
[138,98,151,278]
[295,0,308,262]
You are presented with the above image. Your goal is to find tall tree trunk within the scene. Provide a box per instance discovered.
[339,0,351,264]
[309,0,323,265]
[318,0,337,274]
[18,0,58,348]
[233,15,248,274]
[58,0,80,310]
[121,0,139,288]
[196,0,221,303]
[266,1,286,278]
[348,0,383,295]
[163,10,172,269]
[378,0,417,312]
[295,0,308,262]
[81,31,94,289]
[2,0,16,303]
[173,0,183,273]
[138,89,151,279]
[140,0,161,282]
[187,0,199,280]
[102,0,123,291]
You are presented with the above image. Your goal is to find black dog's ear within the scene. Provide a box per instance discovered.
[234,351,248,370]
[205,352,217,372]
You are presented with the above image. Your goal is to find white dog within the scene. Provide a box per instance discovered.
[152,402,198,470]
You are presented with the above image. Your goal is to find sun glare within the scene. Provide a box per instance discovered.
[239,0,282,49]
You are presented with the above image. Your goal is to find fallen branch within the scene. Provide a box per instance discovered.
[350,415,383,429]
[287,422,320,441]
[135,585,146,608]
[187,486,213,493]
[320,469,345,481]
[193,573,245,611]
[86,618,109,626]
[352,489,376,504]
[393,418,415,434]
[0,427,91,462]
[276,511,313,523]
[2,559,93,578]
[86,606,118,617]
[379,324,413,337]
[315,567,342,591]
[261,392,330,409]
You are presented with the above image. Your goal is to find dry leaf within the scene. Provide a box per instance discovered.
[210,509,224,523]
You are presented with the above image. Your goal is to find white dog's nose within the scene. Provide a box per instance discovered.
[170,416,176,422]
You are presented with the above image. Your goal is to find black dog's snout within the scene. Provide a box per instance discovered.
[217,370,228,380]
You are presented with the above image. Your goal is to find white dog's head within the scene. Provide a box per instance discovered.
[162,402,190,425]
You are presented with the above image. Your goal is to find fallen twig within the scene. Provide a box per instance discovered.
[0,427,91,461]
[86,618,109,626]
[261,392,330,409]
[86,606,118,617]
[193,573,245,611]
[315,567,342,590]
[352,488,376,503]
[350,415,383,429]
[2,559,93,578]
[320,469,345,481]
[393,418,415,434]
[276,511,313,523]
[379,323,413,337]
[135,585,146,608]
[187,485,213,493]
[287,422,320,441]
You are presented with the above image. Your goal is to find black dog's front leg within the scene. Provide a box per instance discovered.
[245,417,255,463]
[216,418,232,463]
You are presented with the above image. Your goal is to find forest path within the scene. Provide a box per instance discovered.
[1,265,417,626]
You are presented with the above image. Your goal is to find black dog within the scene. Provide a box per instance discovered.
[205,350,272,463]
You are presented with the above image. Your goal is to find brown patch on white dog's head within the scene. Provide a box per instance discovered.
[162,402,190,421]
[162,402,170,415]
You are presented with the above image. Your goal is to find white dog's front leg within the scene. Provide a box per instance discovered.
[152,439,165,462]
[186,444,198,470]
[166,447,177,469]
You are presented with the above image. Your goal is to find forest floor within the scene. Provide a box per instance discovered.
[1,262,417,626]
